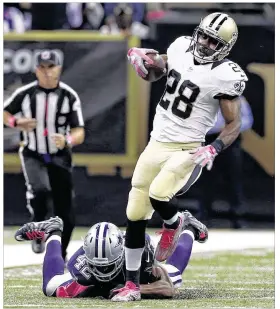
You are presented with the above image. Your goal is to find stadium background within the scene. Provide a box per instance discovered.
[3,2,275,229]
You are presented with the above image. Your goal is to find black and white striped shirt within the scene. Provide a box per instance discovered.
[4,81,84,154]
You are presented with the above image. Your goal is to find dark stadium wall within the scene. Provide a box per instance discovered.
[3,16,274,228]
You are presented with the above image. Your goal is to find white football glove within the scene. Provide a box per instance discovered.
[190,145,218,171]
[127,47,159,78]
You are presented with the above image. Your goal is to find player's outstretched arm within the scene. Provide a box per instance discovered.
[140,265,175,298]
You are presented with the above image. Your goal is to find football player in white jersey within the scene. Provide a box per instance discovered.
[112,12,248,301]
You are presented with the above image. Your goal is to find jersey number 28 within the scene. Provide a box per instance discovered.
[159,69,200,119]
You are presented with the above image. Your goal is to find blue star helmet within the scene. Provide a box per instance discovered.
[83,222,125,282]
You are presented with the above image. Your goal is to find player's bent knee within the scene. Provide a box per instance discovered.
[126,187,150,221]
[149,170,177,202]
[43,273,72,297]
[126,208,142,221]
[149,184,169,202]
[126,204,149,221]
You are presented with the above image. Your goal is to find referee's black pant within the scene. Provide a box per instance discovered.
[19,146,75,259]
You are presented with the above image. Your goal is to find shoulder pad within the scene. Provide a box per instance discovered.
[167,36,192,56]
[171,36,192,45]
[212,59,248,82]
[10,81,37,97]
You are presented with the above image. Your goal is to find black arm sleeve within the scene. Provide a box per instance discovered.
[213,93,239,100]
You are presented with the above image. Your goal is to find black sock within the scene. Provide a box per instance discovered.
[48,230,62,238]
[150,197,178,220]
[124,220,147,287]
[164,218,180,229]
[125,219,148,249]
[126,269,140,287]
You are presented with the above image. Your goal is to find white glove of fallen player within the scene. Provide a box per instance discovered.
[190,145,218,171]
[127,47,159,78]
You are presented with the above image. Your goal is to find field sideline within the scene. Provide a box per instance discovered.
[4,228,275,308]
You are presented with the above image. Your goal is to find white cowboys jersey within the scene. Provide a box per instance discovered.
[151,36,248,143]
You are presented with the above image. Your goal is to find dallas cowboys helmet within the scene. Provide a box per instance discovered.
[83,222,125,282]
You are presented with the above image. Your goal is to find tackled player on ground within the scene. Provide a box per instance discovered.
[14,212,207,299]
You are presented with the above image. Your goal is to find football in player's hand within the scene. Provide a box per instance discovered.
[143,53,166,82]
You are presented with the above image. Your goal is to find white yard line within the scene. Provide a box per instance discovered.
[190,266,274,271]
[181,287,274,291]
[4,230,274,268]
[180,280,274,285]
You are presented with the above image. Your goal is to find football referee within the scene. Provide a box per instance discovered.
[3,50,85,260]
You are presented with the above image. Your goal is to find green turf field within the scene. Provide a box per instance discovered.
[4,248,274,308]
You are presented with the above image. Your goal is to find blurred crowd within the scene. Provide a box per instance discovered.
[4,3,151,38]
[4,2,275,39]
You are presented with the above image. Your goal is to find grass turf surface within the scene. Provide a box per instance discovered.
[4,248,274,308]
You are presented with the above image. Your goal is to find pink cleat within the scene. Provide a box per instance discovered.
[155,214,185,262]
[111,281,141,302]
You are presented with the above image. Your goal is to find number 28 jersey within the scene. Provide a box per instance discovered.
[151,36,248,143]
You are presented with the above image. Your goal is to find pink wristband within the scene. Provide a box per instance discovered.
[66,135,73,146]
[8,116,16,128]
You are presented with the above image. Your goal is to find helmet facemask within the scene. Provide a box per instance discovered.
[86,253,124,282]
[191,27,231,63]
[83,222,125,282]
[190,13,238,64]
